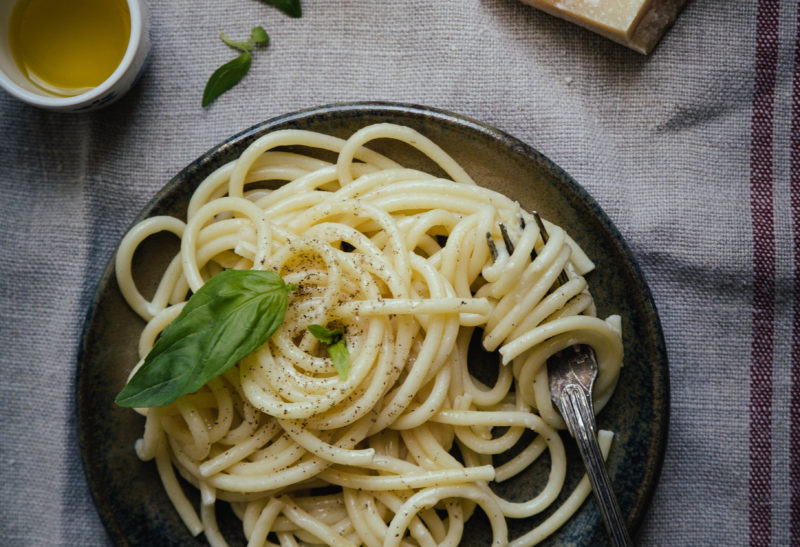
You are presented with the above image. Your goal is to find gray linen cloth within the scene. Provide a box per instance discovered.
[1,0,797,545]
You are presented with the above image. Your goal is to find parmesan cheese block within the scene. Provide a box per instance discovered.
[519,0,686,54]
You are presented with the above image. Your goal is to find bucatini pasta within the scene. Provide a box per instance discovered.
[115,122,623,546]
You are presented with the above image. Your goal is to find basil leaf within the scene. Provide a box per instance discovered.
[259,0,301,18]
[307,324,342,345]
[201,51,251,107]
[115,270,293,408]
[220,32,254,52]
[307,324,349,379]
[250,26,269,45]
[221,27,269,52]
[327,339,350,380]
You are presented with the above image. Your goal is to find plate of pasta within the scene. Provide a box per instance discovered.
[77,102,668,546]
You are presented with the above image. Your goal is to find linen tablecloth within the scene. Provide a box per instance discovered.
[1,0,797,545]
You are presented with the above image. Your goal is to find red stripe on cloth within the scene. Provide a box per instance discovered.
[791,0,800,542]
[749,0,779,545]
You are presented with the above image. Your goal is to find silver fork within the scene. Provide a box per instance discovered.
[487,212,633,547]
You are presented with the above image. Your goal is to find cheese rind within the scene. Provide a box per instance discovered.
[520,0,687,54]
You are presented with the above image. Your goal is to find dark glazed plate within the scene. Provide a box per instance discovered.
[77,102,668,546]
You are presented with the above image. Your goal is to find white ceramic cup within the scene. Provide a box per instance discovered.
[0,0,150,112]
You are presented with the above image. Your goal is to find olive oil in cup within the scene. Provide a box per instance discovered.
[10,0,131,96]
[0,0,149,112]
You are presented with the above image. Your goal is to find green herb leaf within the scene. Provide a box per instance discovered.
[220,32,254,52]
[203,27,270,108]
[250,26,269,45]
[307,324,342,345]
[259,0,301,18]
[307,324,350,379]
[115,270,293,408]
[201,51,252,107]
[327,338,350,380]
[220,26,269,52]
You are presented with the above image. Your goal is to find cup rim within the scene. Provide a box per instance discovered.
[0,0,144,108]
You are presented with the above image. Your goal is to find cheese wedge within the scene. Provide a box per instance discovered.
[519,0,687,54]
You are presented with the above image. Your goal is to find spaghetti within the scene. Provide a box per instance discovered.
[115,123,623,546]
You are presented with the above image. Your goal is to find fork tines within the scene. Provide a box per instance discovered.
[487,211,569,287]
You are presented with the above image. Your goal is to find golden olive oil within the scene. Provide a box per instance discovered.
[9,0,131,96]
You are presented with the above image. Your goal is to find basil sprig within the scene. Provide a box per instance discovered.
[259,0,301,18]
[202,26,270,107]
[115,270,294,408]
[307,324,350,380]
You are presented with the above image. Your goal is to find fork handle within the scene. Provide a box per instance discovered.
[561,385,634,547]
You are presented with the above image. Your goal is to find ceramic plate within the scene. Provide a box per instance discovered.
[77,102,668,546]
